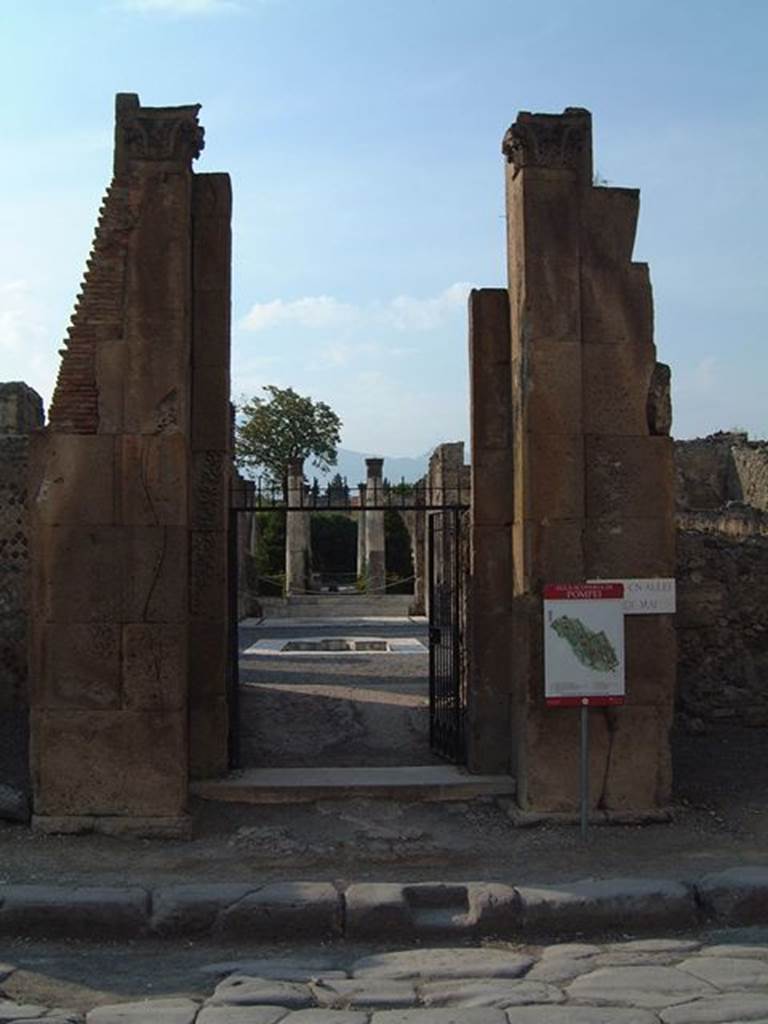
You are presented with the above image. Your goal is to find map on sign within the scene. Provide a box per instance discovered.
[543,583,625,706]
[550,615,620,672]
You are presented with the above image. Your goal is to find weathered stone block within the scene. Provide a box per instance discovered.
[189,700,229,779]
[192,173,233,292]
[0,382,44,434]
[581,261,653,347]
[95,339,127,434]
[123,624,186,710]
[34,525,124,623]
[32,434,115,526]
[122,340,190,436]
[119,434,188,526]
[600,705,673,810]
[192,363,230,452]
[214,882,343,940]
[582,340,656,435]
[625,616,676,708]
[191,289,231,368]
[516,705,610,812]
[0,885,150,939]
[32,708,187,816]
[189,530,227,622]
[523,519,585,586]
[36,623,121,710]
[581,186,640,265]
[584,517,675,579]
[585,435,675,522]
[527,433,584,521]
[471,449,513,527]
[191,450,228,531]
[188,620,228,702]
[526,341,583,435]
[123,526,188,623]
[469,288,511,450]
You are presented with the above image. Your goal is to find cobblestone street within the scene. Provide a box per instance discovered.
[3,936,768,1022]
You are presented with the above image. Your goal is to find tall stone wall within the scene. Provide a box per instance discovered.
[28,94,231,828]
[468,108,675,812]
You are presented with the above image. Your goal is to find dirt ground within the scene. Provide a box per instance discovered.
[238,621,439,767]
[1,618,766,888]
[0,722,765,888]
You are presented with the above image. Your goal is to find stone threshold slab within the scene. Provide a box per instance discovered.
[241,617,428,629]
[190,766,516,804]
[243,637,427,656]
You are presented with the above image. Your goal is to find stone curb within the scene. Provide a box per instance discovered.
[0,868,765,942]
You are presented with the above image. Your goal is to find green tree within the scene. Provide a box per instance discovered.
[236,385,342,483]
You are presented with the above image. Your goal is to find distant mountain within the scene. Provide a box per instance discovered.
[313,448,430,485]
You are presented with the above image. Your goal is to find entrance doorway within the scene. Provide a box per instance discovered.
[228,474,469,772]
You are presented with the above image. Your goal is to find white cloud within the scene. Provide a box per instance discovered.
[241,295,358,332]
[0,281,58,408]
[118,0,241,15]
[240,282,473,334]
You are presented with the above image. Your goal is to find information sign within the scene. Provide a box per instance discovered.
[543,583,625,707]
[587,578,676,615]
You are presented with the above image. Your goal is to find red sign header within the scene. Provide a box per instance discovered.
[543,583,624,601]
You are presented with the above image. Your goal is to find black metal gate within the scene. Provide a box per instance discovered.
[428,508,467,763]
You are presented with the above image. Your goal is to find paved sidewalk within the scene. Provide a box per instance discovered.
[4,934,768,1021]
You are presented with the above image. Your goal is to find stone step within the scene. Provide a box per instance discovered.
[191,766,516,805]
[257,595,415,619]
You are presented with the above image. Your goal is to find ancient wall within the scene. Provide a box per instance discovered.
[470,107,676,813]
[676,433,768,512]
[677,521,768,729]
[28,94,231,829]
[674,435,768,729]
[0,384,44,714]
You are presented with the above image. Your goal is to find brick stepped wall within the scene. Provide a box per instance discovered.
[48,182,132,434]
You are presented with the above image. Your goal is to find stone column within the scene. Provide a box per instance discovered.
[364,458,385,593]
[499,107,675,813]
[28,94,209,830]
[285,458,311,595]
[188,171,232,779]
[467,290,514,773]
[356,483,367,580]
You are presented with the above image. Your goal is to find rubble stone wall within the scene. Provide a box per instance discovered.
[674,436,768,728]
[675,433,768,512]
[676,517,768,728]
[0,384,44,712]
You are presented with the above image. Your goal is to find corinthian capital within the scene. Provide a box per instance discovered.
[502,107,592,181]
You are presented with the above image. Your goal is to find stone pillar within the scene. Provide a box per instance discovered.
[403,509,426,615]
[467,290,514,773]
[356,483,367,580]
[188,171,232,779]
[285,458,311,595]
[364,458,385,593]
[28,94,227,829]
[498,107,675,813]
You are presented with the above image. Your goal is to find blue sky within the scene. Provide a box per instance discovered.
[2,0,766,454]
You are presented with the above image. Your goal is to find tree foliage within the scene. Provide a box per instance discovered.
[236,385,342,482]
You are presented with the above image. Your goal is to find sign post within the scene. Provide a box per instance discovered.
[543,583,626,838]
